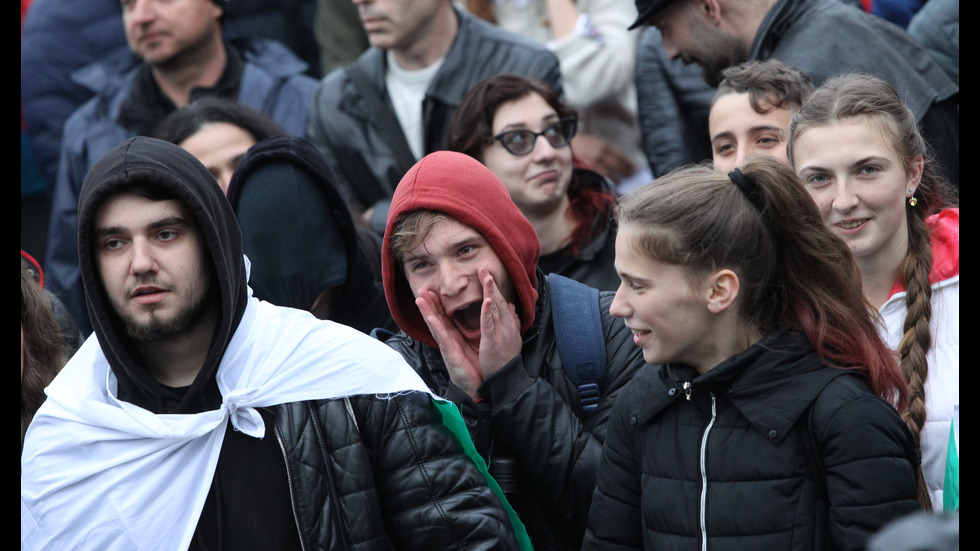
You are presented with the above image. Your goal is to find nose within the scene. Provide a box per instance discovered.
[609,283,629,319]
[128,0,156,23]
[831,178,859,213]
[530,134,559,160]
[129,238,158,276]
[734,147,750,170]
[216,170,232,195]
[437,262,469,299]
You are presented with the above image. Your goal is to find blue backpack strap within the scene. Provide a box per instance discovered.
[548,273,606,415]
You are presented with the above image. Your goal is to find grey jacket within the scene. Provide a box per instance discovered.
[634,26,714,178]
[750,0,958,188]
[305,7,563,233]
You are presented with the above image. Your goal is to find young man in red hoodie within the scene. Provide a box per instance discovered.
[379,150,646,551]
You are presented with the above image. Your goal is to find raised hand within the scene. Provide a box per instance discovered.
[476,266,522,379]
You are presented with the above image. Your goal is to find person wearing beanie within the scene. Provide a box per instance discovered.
[380,150,646,550]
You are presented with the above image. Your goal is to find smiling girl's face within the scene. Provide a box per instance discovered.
[791,116,921,270]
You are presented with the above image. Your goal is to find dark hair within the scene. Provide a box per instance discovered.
[21,265,68,451]
[787,73,957,510]
[713,59,814,115]
[449,74,612,257]
[151,97,284,146]
[615,157,908,409]
[448,73,576,162]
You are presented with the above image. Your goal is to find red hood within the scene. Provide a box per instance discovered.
[382,151,540,347]
[889,208,959,297]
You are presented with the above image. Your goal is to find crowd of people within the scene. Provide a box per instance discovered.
[21,0,957,549]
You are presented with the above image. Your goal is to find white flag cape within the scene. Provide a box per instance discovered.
[21,293,431,551]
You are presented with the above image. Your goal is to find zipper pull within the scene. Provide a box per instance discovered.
[683,381,692,401]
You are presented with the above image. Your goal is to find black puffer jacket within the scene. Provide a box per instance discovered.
[270,392,519,550]
[385,271,646,550]
[583,329,921,551]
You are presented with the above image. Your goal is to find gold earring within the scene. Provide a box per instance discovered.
[908,188,918,207]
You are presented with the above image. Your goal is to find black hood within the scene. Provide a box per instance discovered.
[77,136,248,414]
[226,135,395,335]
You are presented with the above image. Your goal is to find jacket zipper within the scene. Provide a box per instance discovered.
[272,413,308,551]
[698,392,717,551]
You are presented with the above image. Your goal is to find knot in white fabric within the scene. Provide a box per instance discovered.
[221,389,265,438]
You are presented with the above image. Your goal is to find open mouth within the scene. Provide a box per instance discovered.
[453,301,483,338]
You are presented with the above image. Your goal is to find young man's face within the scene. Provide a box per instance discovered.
[400,217,517,347]
[93,191,214,342]
[709,92,794,174]
[121,0,223,66]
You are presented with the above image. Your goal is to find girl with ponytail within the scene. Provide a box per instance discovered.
[583,156,920,551]
[788,73,959,512]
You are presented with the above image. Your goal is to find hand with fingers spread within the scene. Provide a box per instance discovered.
[416,267,522,400]
[417,287,483,397]
[475,266,522,379]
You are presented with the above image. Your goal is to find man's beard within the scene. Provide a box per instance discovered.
[690,24,748,88]
[122,283,215,343]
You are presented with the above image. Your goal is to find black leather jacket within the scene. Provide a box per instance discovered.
[269,391,519,550]
[384,272,646,550]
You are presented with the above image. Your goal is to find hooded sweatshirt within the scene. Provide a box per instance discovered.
[21,137,436,551]
[382,150,540,347]
[227,134,396,335]
[379,151,648,551]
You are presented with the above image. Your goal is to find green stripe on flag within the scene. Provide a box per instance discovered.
[943,417,958,512]
[431,397,534,550]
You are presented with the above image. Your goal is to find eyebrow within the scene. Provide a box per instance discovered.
[711,124,785,144]
[798,154,892,173]
[498,114,560,133]
[93,216,190,240]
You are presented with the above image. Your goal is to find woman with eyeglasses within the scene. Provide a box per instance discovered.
[449,73,622,292]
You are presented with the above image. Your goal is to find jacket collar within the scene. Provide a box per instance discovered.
[631,329,851,445]
[889,208,959,298]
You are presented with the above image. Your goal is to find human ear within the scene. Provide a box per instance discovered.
[907,154,924,195]
[701,0,723,25]
[705,269,739,314]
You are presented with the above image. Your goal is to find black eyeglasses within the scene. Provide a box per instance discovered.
[492,118,577,156]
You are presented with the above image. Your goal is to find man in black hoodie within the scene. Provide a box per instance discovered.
[20,136,521,551]
[226,134,396,336]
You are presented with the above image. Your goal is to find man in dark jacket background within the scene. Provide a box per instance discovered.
[21,136,520,551]
[380,150,646,550]
[42,0,318,338]
[628,0,958,190]
[305,0,564,237]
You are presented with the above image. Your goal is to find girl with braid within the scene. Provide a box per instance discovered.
[583,156,920,550]
[788,73,959,512]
